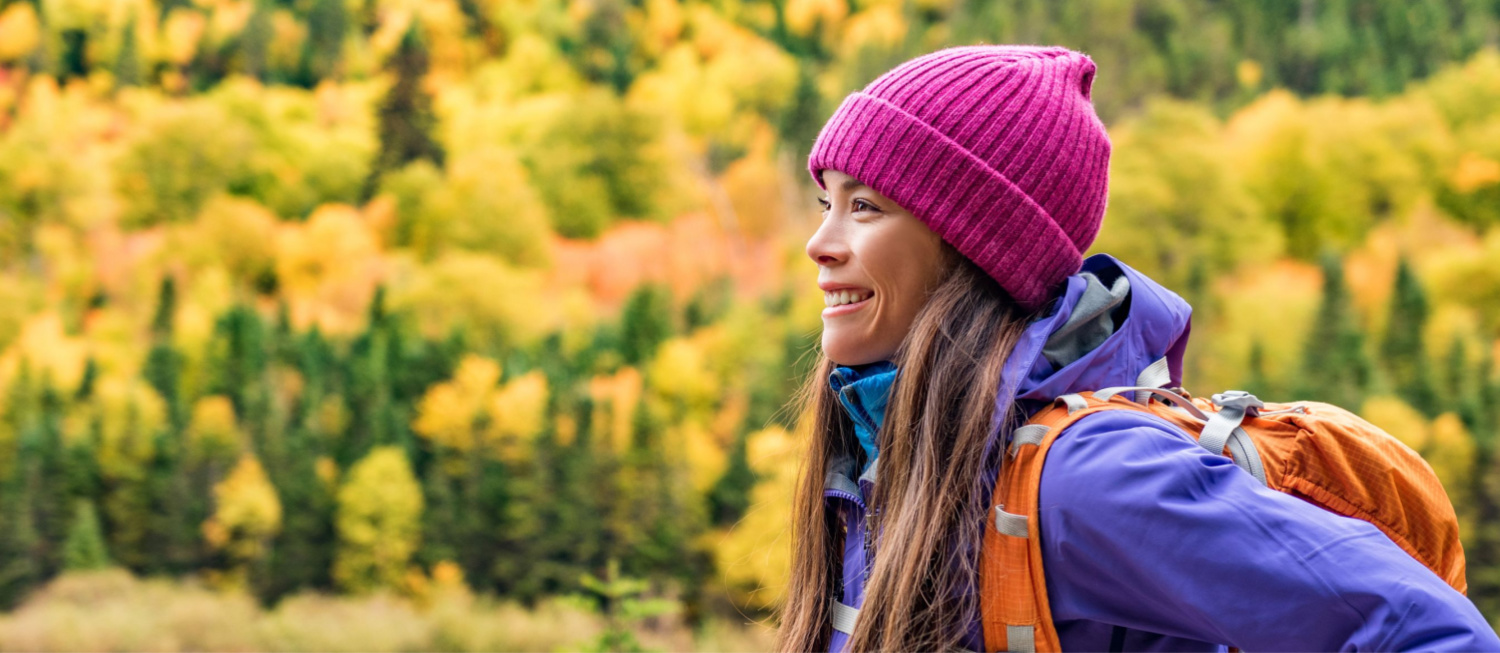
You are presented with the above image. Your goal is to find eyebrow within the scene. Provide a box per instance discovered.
[840,178,865,192]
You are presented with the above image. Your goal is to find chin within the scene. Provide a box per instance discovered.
[822,333,892,367]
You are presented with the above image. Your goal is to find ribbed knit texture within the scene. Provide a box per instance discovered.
[807,45,1112,310]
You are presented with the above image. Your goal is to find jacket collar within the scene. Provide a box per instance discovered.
[1003,253,1192,415]
[829,360,897,469]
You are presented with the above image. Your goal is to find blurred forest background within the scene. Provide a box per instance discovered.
[1,0,1500,649]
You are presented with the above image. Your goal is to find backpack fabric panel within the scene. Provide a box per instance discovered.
[1138,395,1466,594]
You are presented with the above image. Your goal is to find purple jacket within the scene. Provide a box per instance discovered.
[824,254,1499,652]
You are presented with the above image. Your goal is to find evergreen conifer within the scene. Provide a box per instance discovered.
[62,499,111,571]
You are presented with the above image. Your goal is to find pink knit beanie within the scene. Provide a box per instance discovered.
[808,45,1111,310]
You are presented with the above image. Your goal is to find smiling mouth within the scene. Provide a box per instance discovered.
[823,289,873,307]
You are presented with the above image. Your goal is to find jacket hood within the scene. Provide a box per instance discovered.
[1000,253,1193,419]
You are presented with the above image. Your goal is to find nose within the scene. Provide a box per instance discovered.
[805,215,849,267]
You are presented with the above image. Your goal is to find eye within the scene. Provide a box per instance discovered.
[853,199,879,213]
[816,196,831,211]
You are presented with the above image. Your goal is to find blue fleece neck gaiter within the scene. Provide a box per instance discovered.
[828,361,898,473]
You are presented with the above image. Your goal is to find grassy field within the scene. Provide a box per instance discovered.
[0,569,775,652]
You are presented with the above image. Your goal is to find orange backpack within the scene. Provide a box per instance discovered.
[978,386,1467,653]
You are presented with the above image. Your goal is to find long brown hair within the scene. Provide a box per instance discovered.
[776,249,1038,652]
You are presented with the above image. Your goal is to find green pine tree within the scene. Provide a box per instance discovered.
[57,29,88,81]
[1299,254,1372,409]
[419,449,462,569]
[571,0,637,94]
[75,357,98,401]
[1467,351,1500,620]
[297,0,347,85]
[0,431,44,606]
[263,322,339,600]
[1243,339,1276,400]
[0,482,42,608]
[262,425,335,601]
[1380,257,1438,416]
[1444,337,1486,434]
[615,397,693,583]
[240,0,272,82]
[345,290,394,462]
[113,13,143,88]
[706,430,756,527]
[209,305,268,420]
[142,277,183,427]
[0,362,44,607]
[62,499,111,571]
[620,285,672,366]
[147,427,204,575]
[32,382,73,578]
[467,453,511,595]
[363,24,444,201]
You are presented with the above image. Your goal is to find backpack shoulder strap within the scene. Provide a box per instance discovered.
[979,391,1162,653]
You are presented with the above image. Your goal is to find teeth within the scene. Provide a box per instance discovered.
[823,290,871,306]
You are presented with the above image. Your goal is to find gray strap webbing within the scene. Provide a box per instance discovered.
[824,471,861,499]
[830,600,859,634]
[1008,424,1048,456]
[1134,357,1172,403]
[1199,406,1270,486]
[1006,625,1037,653]
[1136,356,1172,387]
[994,507,1028,538]
[1058,393,1088,415]
[1225,428,1269,486]
[1198,406,1242,457]
[858,458,878,485]
[1095,386,1209,420]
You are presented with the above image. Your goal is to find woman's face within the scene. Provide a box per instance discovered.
[806,169,950,366]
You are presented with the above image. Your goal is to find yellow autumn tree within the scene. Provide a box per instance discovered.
[412,354,502,452]
[647,335,720,416]
[377,148,550,267]
[115,97,256,228]
[1361,395,1431,452]
[186,395,244,466]
[0,3,40,62]
[714,425,797,611]
[1427,229,1500,334]
[202,454,283,589]
[490,371,547,456]
[334,446,424,593]
[1093,98,1273,291]
[275,203,384,335]
[173,195,279,291]
[387,252,556,352]
[412,354,549,461]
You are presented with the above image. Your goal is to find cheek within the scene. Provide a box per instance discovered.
[859,244,944,346]
[867,236,944,316]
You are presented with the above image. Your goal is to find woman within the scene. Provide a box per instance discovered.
[777,46,1498,652]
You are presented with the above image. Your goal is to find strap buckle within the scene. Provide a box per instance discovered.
[1210,390,1264,415]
